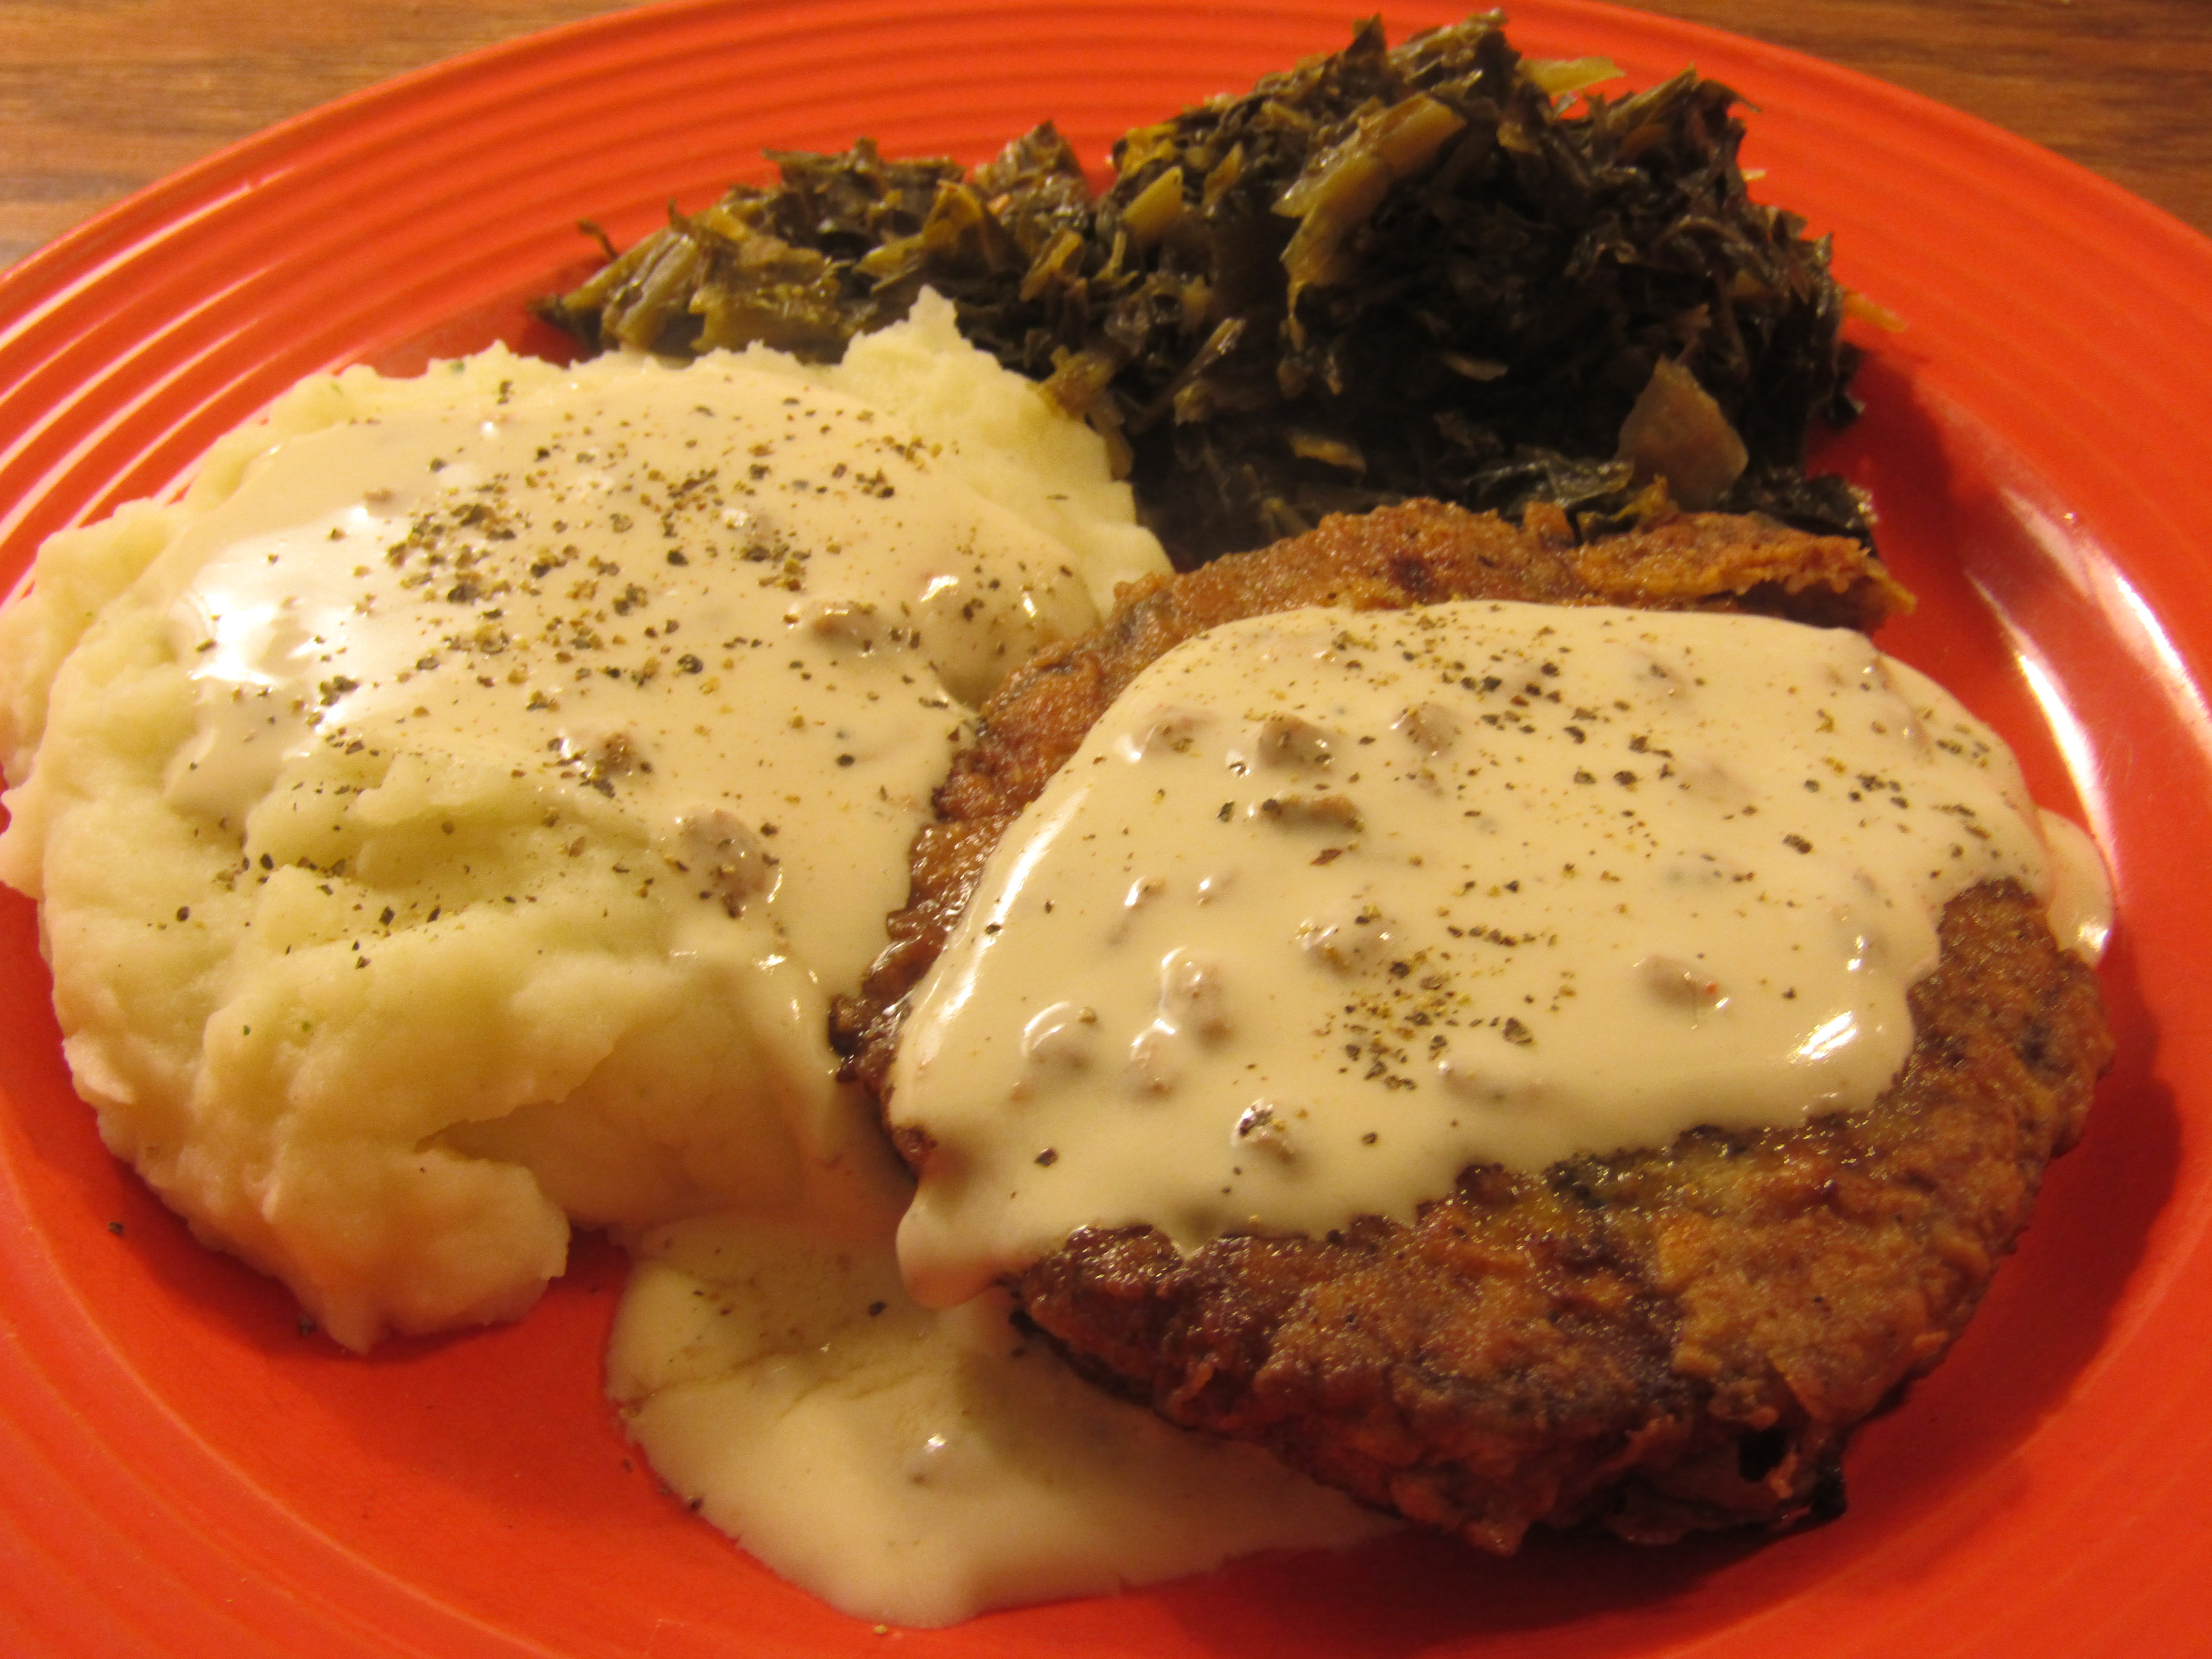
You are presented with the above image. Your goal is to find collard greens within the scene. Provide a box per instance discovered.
[539,14,1869,563]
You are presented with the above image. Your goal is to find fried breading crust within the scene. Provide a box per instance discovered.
[832,499,1912,1099]
[831,498,2104,1553]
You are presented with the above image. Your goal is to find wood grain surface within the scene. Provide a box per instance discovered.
[2,0,2209,270]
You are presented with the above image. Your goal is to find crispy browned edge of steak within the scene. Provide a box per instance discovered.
[828,498,2110,1552]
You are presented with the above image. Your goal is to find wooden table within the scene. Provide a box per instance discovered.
[3,0,2209,268]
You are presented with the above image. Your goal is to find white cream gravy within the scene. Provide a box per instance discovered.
[165,352,1100,993]
[610,1196,1389,1629]
[892,600,2111,1307]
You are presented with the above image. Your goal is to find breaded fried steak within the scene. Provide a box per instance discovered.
[832,499,2110,1551]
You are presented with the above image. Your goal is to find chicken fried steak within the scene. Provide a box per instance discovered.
[833,499,2109,1552]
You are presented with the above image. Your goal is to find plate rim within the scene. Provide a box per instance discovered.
[4,4,2211,1657]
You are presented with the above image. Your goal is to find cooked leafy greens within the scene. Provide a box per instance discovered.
[537,13,1869,563]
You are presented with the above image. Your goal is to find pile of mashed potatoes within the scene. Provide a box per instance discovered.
[0,293,1386,1623]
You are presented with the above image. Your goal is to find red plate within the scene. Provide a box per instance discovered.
[3,3,2209,1654]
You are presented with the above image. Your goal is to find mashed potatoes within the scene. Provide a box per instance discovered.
[0,293,1162,1351]
[0,295,1395,1625]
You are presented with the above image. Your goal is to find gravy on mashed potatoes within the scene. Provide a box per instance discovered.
[0,293,1387,1623]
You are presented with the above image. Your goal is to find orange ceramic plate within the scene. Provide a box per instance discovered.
[2,3,2208,1655]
